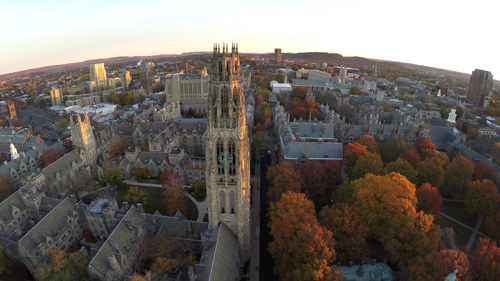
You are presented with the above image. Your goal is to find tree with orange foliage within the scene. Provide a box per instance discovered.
[319,203,368,263]
[442,155,474,199]
[408,249,473,281]
[471,238,500,281]
[266,161,303,203]
[299,160,341,208]
[399,150,421,168]
[268,191,343,281]
[109,137,129,155]
[415,137,439,159]
[472,160,496,181]
[40,148,61,167]
[416,183,442,222]
[160,169,182,188]
[417,157,445,188]
[466,179,500,217]
[354,173,441,261]
[355,135,379,153]
[290,86,308,100]
[284,98,322,121]
[163,184,187,216]
[484,212,500,241]
[343,142,368,175]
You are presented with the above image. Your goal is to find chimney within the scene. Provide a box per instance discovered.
[188,267,195,281]
[122,202,129,211]
[322,125,326,135]
[313,124,317,134]
[136,203,144,213]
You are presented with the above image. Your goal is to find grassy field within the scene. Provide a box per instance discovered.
[83,185,198,221]
[439,216,473,249]
[441,201,477,228]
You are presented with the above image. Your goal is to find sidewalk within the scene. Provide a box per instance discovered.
[249,155,261,281]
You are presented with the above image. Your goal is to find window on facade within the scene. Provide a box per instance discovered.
[217,138,224,175]
[228,139,236,175]
[220,191,226,213]
[229,191,236,214]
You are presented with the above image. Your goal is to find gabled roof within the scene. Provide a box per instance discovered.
[196,223,240,281]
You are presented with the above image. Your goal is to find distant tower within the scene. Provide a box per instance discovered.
[275,48,282,64]
[185,62,189,74]
[10,141,19,160]
[340,66,348,83]
[50,88,62,105]
[447,108,457,123]
[89,63,107,91]
[70,113,97,165]
[466,69,493,108]
[139,61,154,94]
[372,62,377,82]
[206,43,251,260]
[7,100,16,119]
[120,71,131,90]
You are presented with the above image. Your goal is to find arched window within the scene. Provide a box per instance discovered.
[229,191,235,214]
[228,138,236,175]
[220,191,226,213]
[221,87,229,117]
[216,138,224,175]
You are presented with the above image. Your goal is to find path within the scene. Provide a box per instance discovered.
[466,216,484,250]
[185,193,207,222]
[440,212,493,248]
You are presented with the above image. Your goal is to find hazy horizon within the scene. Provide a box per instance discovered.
[2,0,497,78]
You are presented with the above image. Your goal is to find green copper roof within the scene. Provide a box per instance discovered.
[339,263,393,281]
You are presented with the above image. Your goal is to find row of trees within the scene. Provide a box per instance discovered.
[266,135,500,280]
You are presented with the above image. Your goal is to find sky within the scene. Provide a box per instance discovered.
[1,0,498,78]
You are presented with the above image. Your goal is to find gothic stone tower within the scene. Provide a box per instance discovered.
[206,43,251,260]
[70,113,97,165]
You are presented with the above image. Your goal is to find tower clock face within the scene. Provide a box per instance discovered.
[218,151,233,165]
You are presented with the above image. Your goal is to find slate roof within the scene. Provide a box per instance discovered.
[429,127,460,145]
[18,197,77,251]
[283,141,343,160]
[136,152,168,165]
[0,143,50,176]
[42,150,83,183]
[280,122,335,140]
[289,79,327,86]
[340,263,393,281]
[196,223,240,281]
[88,205,146,279]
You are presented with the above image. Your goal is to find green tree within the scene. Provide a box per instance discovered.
[351,152,385,180]
[54,118,69,130]
[133,167,150,180]
[107,91,119,103]
[34,249,89,281]
[379,138,410,163]
[385,158,417,184]
[0,174,16,201]
[417,158,444,188]
[189,180,206,201]
[0,246,6,275]
[466,179,500,217]
[103,167,123,187]
[126,92,136,105]
[124,186,148,207]
[442,155,474,199]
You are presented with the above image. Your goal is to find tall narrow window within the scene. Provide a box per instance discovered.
[229,191,235,214]
[217,138,224,175]
[221,87,229,117]
[228,138,236,175]
[220,191,226,213]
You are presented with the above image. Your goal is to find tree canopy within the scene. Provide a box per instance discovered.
[465,179,500,217]
[266,161,303,203]
[442,155,474,199]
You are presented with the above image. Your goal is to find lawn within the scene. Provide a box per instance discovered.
[441,201,477,228]
[439,216,473,249]
[115,185,198,221]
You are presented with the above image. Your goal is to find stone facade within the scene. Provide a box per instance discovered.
[205,43,250,260]
[165,70,210,114]
[70,113,98,165]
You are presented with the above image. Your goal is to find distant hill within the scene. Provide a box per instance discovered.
[2,51,499,88]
